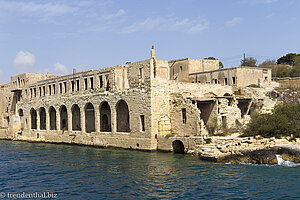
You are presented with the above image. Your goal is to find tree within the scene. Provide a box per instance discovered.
[277,53,297,65]
[259,59,276,67]
[241,57,257,67]
[290,64,300,77]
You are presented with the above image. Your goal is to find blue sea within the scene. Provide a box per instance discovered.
[0,140,299,199]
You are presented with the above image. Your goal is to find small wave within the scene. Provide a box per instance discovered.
[275,155,300,167]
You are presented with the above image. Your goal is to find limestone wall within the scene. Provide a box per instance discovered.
[189,67,272,88]
[273,77,300,88]
[169,58,219,82]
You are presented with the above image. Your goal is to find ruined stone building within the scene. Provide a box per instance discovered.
[0,47,276,153]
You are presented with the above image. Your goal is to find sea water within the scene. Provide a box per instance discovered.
[0,140,299,199]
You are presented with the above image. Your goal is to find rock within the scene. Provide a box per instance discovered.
[218,147,300,164]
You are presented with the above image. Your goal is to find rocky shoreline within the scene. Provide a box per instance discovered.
[195,136,300,164]
[216,146,300,164]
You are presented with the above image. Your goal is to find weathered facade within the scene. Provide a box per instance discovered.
[0,47,277,153]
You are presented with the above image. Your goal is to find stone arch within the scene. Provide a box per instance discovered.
[116,100,130,132]
[72,104,81,131]
[172,140,185,154]
[18,109,24,130]
[100,101,111,132]
[49,106,56,130]
[204,92,217,98]
[39,107,46,130]
[60,105,68,130]
[30,108,37,129]
[85,103,95,133]
[18,109,23,116]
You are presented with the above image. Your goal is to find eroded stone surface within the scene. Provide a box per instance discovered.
[0,47,290,156]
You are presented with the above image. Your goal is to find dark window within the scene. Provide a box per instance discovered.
[84,78,88,90]
[64,82,67,93]
[182,108,187,124]
[49,85,52,95]
[90,77,94,89]
[224,78,228,85]
[76,80,80,91]
[59,83,62,94]
[140,115,145,131]
[71,81,75,92]
[99,76,103,88]
[232,77,236,85]
[139,68,143,79]
[53,84,56,94]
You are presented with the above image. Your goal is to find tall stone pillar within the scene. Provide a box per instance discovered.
[28,112,31,130]
[68,110,72,132]
[111,108,115,135]
[37,112,40,131]
[81,107,85,133]
[46,110,50,131]
[95,107,100,133]
[56,110,60,131]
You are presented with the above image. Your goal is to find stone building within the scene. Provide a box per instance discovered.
[0,47,276,153]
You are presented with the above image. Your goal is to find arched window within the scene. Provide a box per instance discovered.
[60,105,68,130]
[18,109,24,130]
[30,108,37,130]
[100,101,111,132]
[72,104,81,131]
[18,109,23,117]
[49,106,56,130]
[116,100,130,132]
[39,107,46,130]
[85,103,95,133]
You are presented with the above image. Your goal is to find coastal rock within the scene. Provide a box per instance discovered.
[218,147,300,164]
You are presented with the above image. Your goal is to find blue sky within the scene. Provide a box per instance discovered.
[0,0,300,83]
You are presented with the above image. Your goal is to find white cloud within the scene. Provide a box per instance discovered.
[121,16,208,34]
[102,9,125,20]
[0,0,78,21]
[13,51,35,71]
[225,17,244,27]
[54,62,69,75]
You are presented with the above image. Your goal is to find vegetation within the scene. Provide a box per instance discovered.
[257,53,300,78]
[247,84,260,88]
[241,57,257,67]
[204,138,212,144]
[242,103,300,138]
[277,53,298,65]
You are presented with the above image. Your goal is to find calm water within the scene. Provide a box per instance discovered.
[0,140,299,200]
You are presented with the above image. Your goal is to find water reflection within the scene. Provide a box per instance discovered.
[0,141,299,199]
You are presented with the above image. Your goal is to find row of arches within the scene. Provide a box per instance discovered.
[29,100,130,133]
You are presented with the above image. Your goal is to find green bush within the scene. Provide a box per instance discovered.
[247,84,260,88]
[242,103,300,138]
[204,138,212,144]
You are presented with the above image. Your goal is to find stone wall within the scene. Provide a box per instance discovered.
[273,77,300,89]
[0,48,279,153]
[189,66,272,88]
